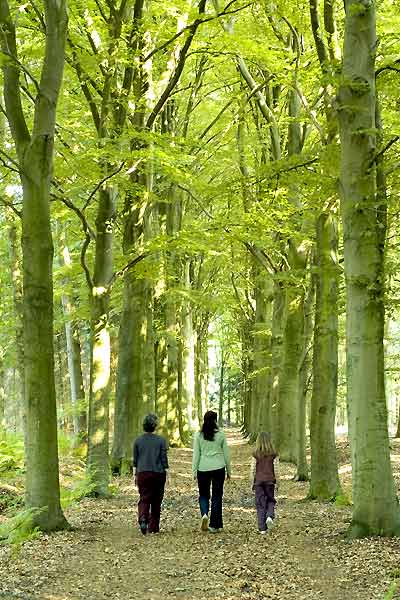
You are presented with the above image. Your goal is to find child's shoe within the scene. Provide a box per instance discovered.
[208,527,222,533]
[266,517,275,530]
[259,529,267,535]
[201,514,209,531]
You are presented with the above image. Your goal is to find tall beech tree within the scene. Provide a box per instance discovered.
[308,0,341,500]
[338,0,400,536]
[0,0,68,530]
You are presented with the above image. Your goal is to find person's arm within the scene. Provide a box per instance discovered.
[192,433,200,478]
[133,440,138,486]
[275,456,280,488]
[221,432,231,478]
[249,456,256,489]
[161,438,169,476]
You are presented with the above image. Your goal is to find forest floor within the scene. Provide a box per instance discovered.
[1,430,400,600]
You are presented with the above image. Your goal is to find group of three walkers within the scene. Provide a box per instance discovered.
[133,410,278,535]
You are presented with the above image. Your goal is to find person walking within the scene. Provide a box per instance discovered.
[192,410,231,533]
[250,431,279,534]
[133,413,169,535]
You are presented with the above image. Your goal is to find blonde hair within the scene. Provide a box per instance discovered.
[254,431,275,458]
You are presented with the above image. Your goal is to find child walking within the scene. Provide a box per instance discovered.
[250,432,278,534]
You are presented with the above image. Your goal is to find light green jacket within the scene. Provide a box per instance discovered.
[192,430,231,477]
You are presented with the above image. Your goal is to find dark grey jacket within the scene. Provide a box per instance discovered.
[133,433,169,473]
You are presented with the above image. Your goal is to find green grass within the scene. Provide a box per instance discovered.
[0,434,24,474]
[384,581,400,600]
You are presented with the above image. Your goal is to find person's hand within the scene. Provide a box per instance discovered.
[226,473,231,481]
[193,474,197,482]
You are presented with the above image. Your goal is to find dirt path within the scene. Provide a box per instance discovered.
[1,431,400,600]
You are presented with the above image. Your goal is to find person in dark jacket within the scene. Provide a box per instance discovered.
[133,413,169,535]
[250,431,279,534]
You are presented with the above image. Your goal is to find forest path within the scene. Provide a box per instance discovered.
[1,430,400,600]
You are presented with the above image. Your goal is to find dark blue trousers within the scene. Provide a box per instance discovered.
[197,467,225,529]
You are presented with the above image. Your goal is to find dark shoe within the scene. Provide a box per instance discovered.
[139,520,148,535]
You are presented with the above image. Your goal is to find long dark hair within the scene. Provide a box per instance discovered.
[201,410,218,441]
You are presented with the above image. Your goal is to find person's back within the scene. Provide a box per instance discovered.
[133,414,169,536]
[134,432,168,474]
[253,452,276,484]
[193,430,230,473]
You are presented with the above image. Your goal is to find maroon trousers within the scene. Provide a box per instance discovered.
[137,471,166,533]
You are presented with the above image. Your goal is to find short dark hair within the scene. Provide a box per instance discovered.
[143,413,158,432]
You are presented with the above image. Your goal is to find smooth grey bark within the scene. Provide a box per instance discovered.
[181,259,197,431]
[241,318,254,435]
[237,111,275,436]
[8,220,25,427]
[218,350,225,427]
[278,279,306,462]
[295,270,315,481]
[277,81,308,463]
[253,272,274,433]
[309,212,341,499]
[112,273,154,473]
[308,0,341,500]
[60,240,87,446]
[194,319,209,423]
[338,0,400,537]
[62,299,87,446]
[0,0,68,531]
[269,281,286,440]
[87,186,115,496]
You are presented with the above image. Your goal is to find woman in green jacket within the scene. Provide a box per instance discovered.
[192,410,231,533]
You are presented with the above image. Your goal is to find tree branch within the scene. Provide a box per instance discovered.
[0,0,30,150]
[146,0,207,130]
[108,252,149,289]
[369,136,400,168]
[143,1,252,63]
[83,161,126,211]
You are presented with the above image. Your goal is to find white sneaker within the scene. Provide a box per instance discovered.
[201,514,209,531]
[259,530,267,535]
[266,517,275,530]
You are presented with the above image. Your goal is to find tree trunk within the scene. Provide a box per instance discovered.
[218,351,225,427]
[276,85,307,463]
[295,270,315,481]
[269,281,286,441]
[181,260,197,431]
[278,277,306,462]
[7,220,25,432]
[87,186,115,496]
[0,0,69,530]
[241,319,254,436]
[62,301,87,446]
[309,212,341,499]
[253,270,274,433]
[59,236,87,446]
[338,0,400,537]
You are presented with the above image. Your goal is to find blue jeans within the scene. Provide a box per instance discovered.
[197,467,225,529]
